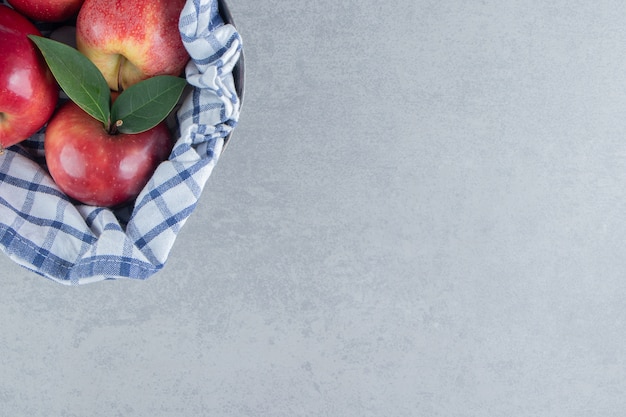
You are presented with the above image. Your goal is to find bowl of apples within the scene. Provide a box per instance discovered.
[0,0,243,284]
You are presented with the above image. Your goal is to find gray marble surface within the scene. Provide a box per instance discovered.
[3,0,626,415]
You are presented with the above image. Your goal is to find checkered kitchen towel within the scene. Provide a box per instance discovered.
[0,0,243,284]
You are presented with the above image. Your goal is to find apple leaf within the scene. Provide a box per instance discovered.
[111,75,187,134]
[28,35,110,126]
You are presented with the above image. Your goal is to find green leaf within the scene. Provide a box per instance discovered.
[110,75,187,134]
[28,35,110,125]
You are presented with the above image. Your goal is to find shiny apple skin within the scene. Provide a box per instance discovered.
[0,5,59,150]
[6,0,85,22]
[76,0,189,91]
[45,101,173,207]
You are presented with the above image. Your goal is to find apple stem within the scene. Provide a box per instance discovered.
[117,56,126,92]
[108,119,123,135]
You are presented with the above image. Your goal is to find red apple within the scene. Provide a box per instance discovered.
[0,5,58,151]
[76,0,189,91]
[6,0,85,22]
[44,100,173,207]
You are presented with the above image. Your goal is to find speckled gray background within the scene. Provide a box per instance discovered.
[3,0,626,415]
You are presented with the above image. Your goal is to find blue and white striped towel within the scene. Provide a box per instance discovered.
[0,0,243,285]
